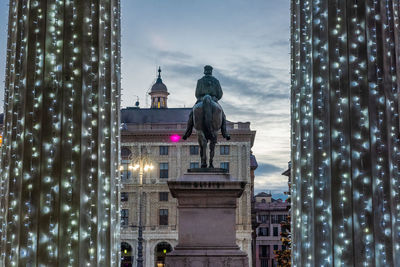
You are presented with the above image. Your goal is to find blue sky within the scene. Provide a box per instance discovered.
[0,0,290,197]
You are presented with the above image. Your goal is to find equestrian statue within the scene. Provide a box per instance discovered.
[182,65,230,168]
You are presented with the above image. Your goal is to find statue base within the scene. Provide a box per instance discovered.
[187,167,228,173]
[165,172,249,267]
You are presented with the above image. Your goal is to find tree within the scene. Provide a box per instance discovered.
[274,197,291,267]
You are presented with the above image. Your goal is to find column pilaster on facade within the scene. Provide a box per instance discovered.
[177,144,182,177]
[238,144,242,180]
[145,239,152,267]
[146,191,151,228]
[238,192,243,227]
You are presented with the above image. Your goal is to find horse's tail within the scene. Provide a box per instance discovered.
[203,95,214,140]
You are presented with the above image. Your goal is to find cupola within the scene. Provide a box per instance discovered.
[149,67,169,109]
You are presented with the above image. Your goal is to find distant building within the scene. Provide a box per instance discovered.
[253,192,289,267]
[119,69,257,267]
[250,151,259,266]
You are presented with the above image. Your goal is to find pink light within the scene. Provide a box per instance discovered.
[170,134,181,143]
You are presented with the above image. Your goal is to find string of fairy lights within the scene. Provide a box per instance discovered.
[0,0,18,265]
[291,0,400,266]
[0,0,121,266]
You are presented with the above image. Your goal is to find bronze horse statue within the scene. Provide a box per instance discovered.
[193,95,223,168]
[182,65,230,168]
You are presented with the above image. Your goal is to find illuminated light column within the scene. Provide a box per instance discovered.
[0,0,121,266]
[291,0,400,266]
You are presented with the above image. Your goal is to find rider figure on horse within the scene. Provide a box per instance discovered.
[182,65,231,140]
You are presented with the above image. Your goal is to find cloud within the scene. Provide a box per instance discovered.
[154,50,193,62]
[165,64,200,78]
[254,175,288,193]
[254,172,288,193]
[214,70,288,101]
[160,61,290,138]
[220,101,289,123]
[269,39,290,48]
[164,61,289,104]
[255,162,283,176]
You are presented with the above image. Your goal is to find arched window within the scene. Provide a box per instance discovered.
[121,159,132,182]
[154,242,172,267]
[121,147,132,158]
[121,242,133,267]
[120,147,132,182]
[261,199,266,203]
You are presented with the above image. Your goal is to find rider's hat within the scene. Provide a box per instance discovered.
[204,65,213,74]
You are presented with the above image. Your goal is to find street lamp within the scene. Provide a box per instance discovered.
[128,149,153,267]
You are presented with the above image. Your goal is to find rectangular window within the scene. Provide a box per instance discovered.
[259,227,269,236]
[261,259,268,267]
[190,162,199,169]
[220,162,229,171]
[273,226,279,236]
[260,214,268,223]
[159,209,168,225]
[121,192,128,202]
[190,145,199,155]
[159,146,169,155]
[159,163,169,178]
[120,159,132,182]
[273,245,278,251]
[121,209,129,227]
[271,215,280,224]
[260,245,270,257]
[220,145,230,155]
[159,192,169,202]
[278,214,287,223]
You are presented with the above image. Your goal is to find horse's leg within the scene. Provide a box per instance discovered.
[209,139,215,168]
[198,132,207,168]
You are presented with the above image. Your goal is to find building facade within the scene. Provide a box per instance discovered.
[120,70,256,267]
[253,193,289,267]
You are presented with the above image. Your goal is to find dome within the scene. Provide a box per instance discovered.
[150,67,168,93]
[150,77,168,93]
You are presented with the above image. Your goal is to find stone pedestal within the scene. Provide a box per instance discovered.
[165,171,249,267]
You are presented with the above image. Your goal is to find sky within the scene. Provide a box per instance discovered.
[0,0,291,197]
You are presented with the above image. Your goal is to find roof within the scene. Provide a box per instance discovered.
[255,192,272,197]
[121,108,192,124]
